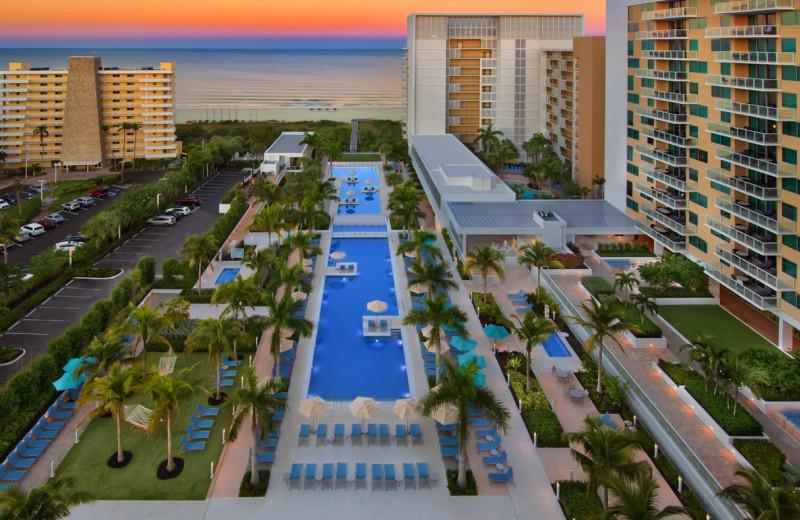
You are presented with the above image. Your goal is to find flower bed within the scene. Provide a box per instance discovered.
[239,470,270,497]
[581,276,614,298]
[446,469,477,496]
[522,410,567,447]
[683,380,763,436]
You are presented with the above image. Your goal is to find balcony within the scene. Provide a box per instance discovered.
[705,168,780,200]
[715,51,795,64]
[635,106,688,123]
[636,144,688,166]
[714,0,794,14]
[641,6,698,20]
[707,216,780,255]
[705,263,778,311]
[636,29,689,40]
[641,88,698,104]
[706,25,779,38]
[716,148,795,177]
[715,99,795,120]
[715,245,792,290]
[705,75,780,91]
[635,182,687,209]
[635,219,687,251]
[634,69,689,82]
[715,196,795,234]
[641,127,697,148]
[642,205,696,235]
[706,122,780,145]
[642,166,698,192]
[642,50,698,61]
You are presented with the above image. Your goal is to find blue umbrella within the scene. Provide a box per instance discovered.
[457,353,487,368]
[483,323,511,351]
[53,371,87,391]
[62,357,95,375]
[449,336,477,352]
[473,372,486,387]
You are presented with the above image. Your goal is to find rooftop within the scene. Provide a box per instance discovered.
[265,132,309,156]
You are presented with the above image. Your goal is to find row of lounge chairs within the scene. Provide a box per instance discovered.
[299,423,423,447]
[287,462,434,491]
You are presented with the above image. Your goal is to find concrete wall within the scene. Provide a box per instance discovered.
[61,57,103,166]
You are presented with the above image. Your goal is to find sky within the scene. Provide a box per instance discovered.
[1,0,605,48]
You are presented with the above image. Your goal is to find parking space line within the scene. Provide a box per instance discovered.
[50,295,94,299]
[39,306,80,310]
[3,332,50,336]
[23,318,65,322]
[61,287,102,291]
[8,322,18,331]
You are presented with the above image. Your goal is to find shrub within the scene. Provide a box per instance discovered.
[740,349,800,402]
[522,410,567,447]
[581,276,614,297]
[637,253,709,293]
[508,371,550,411]
[657,360,703,386]
[550,252,586,269]
[446,469,477,496]
[596,242,654,257]
[161,258,182,282]
[111,277,134,312]
[684,380,763,436]
[239,470,270,497]
[639,286,713,298]
[733,440,789,486]
[179,288,215,303]
[556,481,603,519]
[136,256,156,284]
[0,347,23,364]
[622,304,662,338]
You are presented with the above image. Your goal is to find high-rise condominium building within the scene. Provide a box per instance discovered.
[0,56,177,169]
[607,0,800,350]
[405,14,583,157]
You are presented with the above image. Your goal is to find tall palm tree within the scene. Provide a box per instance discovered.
[123,302,173,376]
[721,352,767,415]
[567,416,644,507]
[32,124,49,167]
[717,465,800,520]
[77,336,133,378]
[396,230,443,266]
[614,271,640,302]
[269,263,312,296]
[252,179,285,207]
[118,122,132,180]
[599,466,688,520]
[466,246,506,296]
[100,124,116,168]
[420,358,510,489]
[285,231,321,266]
[228,367,287,487]
[679,334,729,394]
[0,215,20,265]
[0,477,93,520]
[179,233,218,294]
[523,132,552,163]
[517,241,562,286]
[77,363,143,464]
[299,132,321,160]
[566,299,642,394]
[263,293,313,378]
[511,312,557,393]
[212,275,260,330]
[144,366,197,473]
[186,317,241,401]
[249,204,286,248]
[473,124,503,154]
[243,246,278,289]
[403,293,468,385]
[0,150,6,171]
[407,261,458,298]
[12,180,23,216]
[592,175,607,199]
[391,203,425,240]
[630,293,659,317]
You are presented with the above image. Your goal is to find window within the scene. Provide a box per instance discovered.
[627,145,633,161]
[784,148,798,165]
[689,168,699,182]
[690,125,699,138]
[689,236,707,253]
[689,82,699,94]
[628,93,640,103]
[628,58,640,68]
[784,178,800,194]
[710,181,730,195]
[626,198,639,212]
[689,212,698,225]
[690,105,708,118]
[783,38,797,53]
[784,66,798,81]
[628,128,640,139]
[627,181,633,197]
[689,192,708,208]
[783,203,797,221]
[784,93,797,109]
[721,111,731,123]
[783,259,798,278]
[628,41,634,56]
[720,63,731,75]
[690,40,698,51]
[782,292,800,309]
[627,110,634,126]
[627,163,639,176]
[781,11,799,25]
[628,76,634,91]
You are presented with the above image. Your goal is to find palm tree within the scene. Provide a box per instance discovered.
[679,334,728,394]
[511,312,557,393]
[396,230,443,266]
[285,231,321,266]
[517,241,562,286]
[614,271,640,302]
[717,465,800,520]
[473,124,503,154]
[128,122,141,169]
[249,204,286,248]
[186,317,240,401]
[420,357,510,489]
[100,124,116,168]
[123,302,172,376]
[391,203,425,240]
[599,465,688,520]
[212,275,260,330]
[0,477,93,520]
[243,247,277,289]
[32,124,49,167]
[523,132,552,163]
[0,215,20,265]
[567,416,644,507]
[13,180,23,216]
[592,175,606,199]
[299,132,321,160]
[77,336,133,378]
[269,263,312,296]
[77,363,142,464]
[403,293,468,385]
[252,179,285,207]
[228,367,287,487]
[566,299,642,394]
[0,150,6,171]
[179,233,218,294]
[407,261,458,297]
[630,293,659,317]
[118,122,132,180]
[263,293,313,378]
[466,246,506,296]
[721,352,767,415]
[143,366,197,474]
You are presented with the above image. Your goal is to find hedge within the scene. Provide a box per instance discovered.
[0,275,71,331]
[684,379,763,436]
[622,304,662,338]
[596,242,655,257]
[740,349,800,402]
[179,288,215,303]
[555,481,603,519]
[657,360,703,386]
[239,470,270,497]
[639,286,713,298]
[581,276,614,297]
[521,410,567,447]
[508,371,550,411]
[446,469,477,496]
[733,439,788,486]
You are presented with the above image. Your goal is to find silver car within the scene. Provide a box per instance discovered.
[75,196,95,207]
[148,215,176,227]
[45,212,66,224]
[62,201,82,212]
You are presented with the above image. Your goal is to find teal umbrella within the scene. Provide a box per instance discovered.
[449,336,477,352]
[457,353,486,368]
[473,372,486,387]
[483,323,510,352]
[62,357,95,375]
[53,371,87,391]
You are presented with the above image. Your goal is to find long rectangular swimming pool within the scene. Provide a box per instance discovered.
[542,333,571,357]
[307,238,408,400]
[332,166,382,216]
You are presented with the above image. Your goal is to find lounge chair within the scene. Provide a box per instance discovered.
[367,320,376,329]
[6,452,34,470]
[299,424,311,446]
[37,417,63,431]
[441,447,458,458]
[351,424,362,445]
[271,411,284,422]
[215,377,234,388]
[417,462,430,489]
[321,463,334,490]
[274,392,288,398]
[288,463,303,490]
[197,403,220,417]
[180,435,205,452]
[190,414,214,430]
[475,424,497,438]
[379,320,388,330]
[396,424,407,446]
[23,434,49,449]
[31,425,58,440]
[477,436,502,452]
[367,423,378,446]
[316,424,328,446]
[15,442,43,459]
[483,450,507,466]
[371,463,383,491]
[257,437,278,449]
[46,405,71,421]
[471,418,490,428]
[335,462,347,489]
[403,463,416,490]
[379,424,391,446]
[256,452,275,464]
[334,424,344,445]
[0,463,25,482]
[221,355,239,367]
[267,428,280,437]
[515,304,533,313]
[186,424,210,440]
[410,423,423,446]
[220,369,237,378]
[437,423,456,433]
[56,396,77,411]
[385,464,397,491]
[507,289,524,298]
[304,463,317,490]
[488,466,514,484]
[439,437,459,447]
[355,462,367,490]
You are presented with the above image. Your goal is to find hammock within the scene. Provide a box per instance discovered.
[158,351,176,375]
[124,404,154,431]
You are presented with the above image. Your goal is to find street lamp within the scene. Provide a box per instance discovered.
[38,179,45,202]
[156,193,162,210]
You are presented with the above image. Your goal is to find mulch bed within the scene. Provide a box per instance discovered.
[157,457,185,480]
[208,392,228,406]
[107,451,133,469]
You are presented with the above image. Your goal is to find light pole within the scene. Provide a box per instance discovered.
[25,155,28,180]
[38,179,45,202]
[156,193,162,210]
[54,161,59,184]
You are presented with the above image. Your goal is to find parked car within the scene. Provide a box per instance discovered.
[75,196,95,207]
[63,234,89,243]
[35,217,58,230]
[90,186,109,198]
[45,212,66,224]
[148,215,176,227]
[54,241,82,252]
[165,206,192,217]
[12,234,31,244]
[0,201,10,211]
[3,193,18,205]
[176,196,201,206]
[20,223,45,236]
[61,201,82,212]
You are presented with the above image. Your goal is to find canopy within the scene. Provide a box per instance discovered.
[450,336,477,352]
[62,357,94,374]
[457,353,487,369]
[474,372,486,387]
[291,291,308,301]
[349,396,379,425]
[280,336,295,353]
[330,251,346,260]
[299,396,329,420]
[430,403,459,425]
[52,371,87,391]
[483,323,511,340]
[392,398,419,423]
[366,300,388,313]
[408,283,427,294]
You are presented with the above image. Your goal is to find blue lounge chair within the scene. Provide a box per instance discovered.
[367,320,376,329]
[56,397,77,410]
[31,425,58,440]
[468,408,486,417]
[23,434,49,449]
[279,350,296,360]
[221,355,239,367]
[379,424,391,446]
[6,452,34,470]
[316,424,328,446]
[367,423,378,446]
[304,463,317,490]
[271,411,284,422]
[190,414,213,429]
[351,424,362,445]
[256,452,275,464]
[515,304,533,313]
[299,424,310,446]
[488,466,514,484]
[475,424,497,438]
[410,423,423,446]
[477,435,502,452]
[371,463,383,491]
[197,403,220,417]
[403,463,416,490]
[437,423,456,432]
[384,464,397,491]
[47,406,71,421]
[274,392,288,398]
[321,463,334,490]
[507,289,524,298]
[483,449,507,466]
[216,377,234,388]
[267,428,280,438]
[379,320,388,329]
[220,369,237,378]
[439,437,459,447]
[335,462,347,489]
[37,417,63,431]
[355,462,367,490]
[395,424,407,446]
[441,447,458,457]
[15,442,43,458]
[417,462,430,489]
[180,435,205,452]
[186,424,210,440]
[334,424,345,445]
[288,463,303,490]
[257,437,278,449]
[0,464,25,482]
[471,418,490,428]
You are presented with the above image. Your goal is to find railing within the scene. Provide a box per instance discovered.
[715,0,794,13]
[636,144,688,166]
[635,220,688,251]
[715,196,795,234]
[706,216,780,254]
[715,51,795,64]
[641,127,697,148]
[635,69,689,81]
[641,6,698,19]
[635,106,688,123]
[642,50,698,61]
[706,25,779,38]
[705,168,780,199]
[714,244,793,290]
[636,29,689,40]
[706,122,780,145]
[539,270,742,520]
[716,148,795,177]
[716,99,795,120]
[642,166,697,192]
[705,75,780,90]
[642,205,696,235]
[641,88,698,104]
[705,263,779,310]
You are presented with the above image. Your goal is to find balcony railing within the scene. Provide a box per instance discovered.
[705,75,780,91]
[705,168,780,200]
[635,69,689,82]
[641,127,697,148]
[635,106,688,123]
[642,50,698,61]
[714,0,794,14]
[705,263,779,311]
[636,144,688,166]
[635,220,687,251]
[705,25,779,38]
[715,99,795,120]
[714,245,793,290]
[715,51,795,64]
[641,6,698,20]
[642,166,698,192]
[635,182,687,209]
[636,29,689,40]
[716,148,795,177]
[706,122,780,145]
[641,88,698,104]
[707,216,780,254]
[642,205,696,235]
[715,196,795,234]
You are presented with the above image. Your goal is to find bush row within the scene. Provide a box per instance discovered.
[639,286,713,299]
[581,276,614,297]
[595,242,654,257]
[507,371,550,411]
[657,360,703,386]
[684,379,763,436]
[733,439,789,486]
[739,348,800,402]
[555,481,603,519]
[521,409,567,447]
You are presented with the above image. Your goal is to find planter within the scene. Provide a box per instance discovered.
[623,330,667,349]
[739,386,800,414]
[543,267,593,276]
[651,297,719,306]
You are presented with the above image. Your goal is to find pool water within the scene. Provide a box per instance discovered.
[504,180,550,199]
[332,166,382,215]
[604,259,634,270]
[781,410,800,428]
[308,238,408,400]
[215,268,240,285]
[542,333,571,357]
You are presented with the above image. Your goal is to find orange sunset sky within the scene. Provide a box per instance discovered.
[1,0,605,46]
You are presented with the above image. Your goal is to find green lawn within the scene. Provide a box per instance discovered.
[46,175,121,211]
[342,152,381,162]
[658,305,775,353]
[57,353,234,500]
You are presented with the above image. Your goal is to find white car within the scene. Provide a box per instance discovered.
[165,206,192,217]
[45,212,66,223]
[75,196,95,207]
[0,201,10,211]
[62,201,82,212]
[20,223,45,236]
[148,215,176,227]
[54,241,82,252]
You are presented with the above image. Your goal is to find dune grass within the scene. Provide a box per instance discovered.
[658,305,774,353]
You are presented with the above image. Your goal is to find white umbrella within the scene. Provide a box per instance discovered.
[346,190,355,197]
[302,266,313,274]
[404,250,418,259]
[366,300,388,313]
[279,336,295,353]
[392,398,419,428]
[365,179,374,185]
[409,282,427,294]
[302,258,313,266]
[349,397,380,427]
[299,396,329,431]
[291,291,308,301]
[427,338,449,354]
[349,170,356,174]
[430,403,459,425]
[330,251,346,260]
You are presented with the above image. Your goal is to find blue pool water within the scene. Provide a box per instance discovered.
[332,166,382,215]
[333,225,387,233]
[781,410,800,428]
[308,238,408,400]
[504,180,550,199]
[604,259,634,270]
[542,333,571,357]
[215,268,240,285]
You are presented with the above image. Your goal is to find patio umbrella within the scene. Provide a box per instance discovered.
[366,300,388,313]
[349,397,380,427]
[474,372,486,387]
[349,170,356,174]
[450,336,477,352]
[330,251,346,260]
[346,190,355,197]
[299,396,329,431]
[52,371,87,391]
[483,323,511,352]
[365,179,374,185]
[426,338,449,354]
[279,336,296,353]
[392,398,419,428]
[430,403,459,425]
[404,250,417,259]
[302,258,313,266]
[291,291,308,301]
[62,356,94,375]
[408,282,427,294]
[457,352,487,368]
[302,266,313,274]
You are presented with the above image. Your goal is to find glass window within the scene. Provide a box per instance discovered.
[784,93,797,109]
[628,75,634,91]
[784,66,798,81]
[783,203,797,221]
[627,180,633,196]
[784,148,798,165]
[783,259,798,278]
[784,235,800,252]
[689,212,698,225]
[628,41,634,56]
[626,197,639,212]
[783,38,797,53]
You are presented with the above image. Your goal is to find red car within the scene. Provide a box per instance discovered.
[36,217,58,229]
[90,186,109,198]
[176,196,201,206]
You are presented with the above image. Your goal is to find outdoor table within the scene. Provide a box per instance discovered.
[556,369,569,384]
[485,435,494,442]
[490,449,499,456]
[736,200,751,208]
[430,474,439,487]
[496,464,505,471]
[734,225,747,232]
[656,207,671,214]
[569,389,584,402]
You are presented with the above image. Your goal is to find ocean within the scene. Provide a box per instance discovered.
[0,48,405,123]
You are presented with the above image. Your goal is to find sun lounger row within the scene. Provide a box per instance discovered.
[286,462,435,491]
[299,423,423,447]
[343,176,359,183]
[339,198,359,205]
